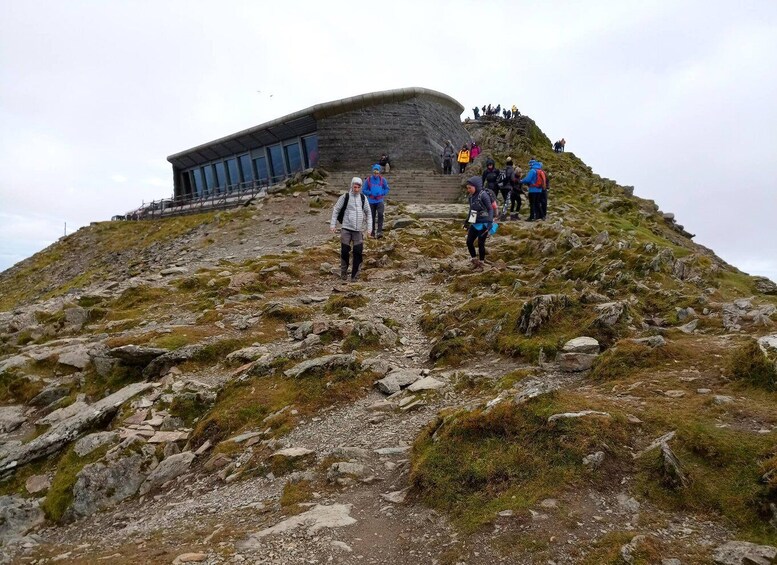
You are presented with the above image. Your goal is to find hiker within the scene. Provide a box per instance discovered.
[470,142,481,161]
[379,153,391,173]
[511,104,518,117]
[464,176,494,270]
[553,141,562,153]
[560,138,566,152]
[540,168,550,220]
[472,106,480,120]
[363,164,390,239]
[441,140,456,175]
[519,159,546,221]
[330,177,373,281]
[457,144,470,173]
[509,161,525,220]
[482,158,502,204]
[501,158,516,219]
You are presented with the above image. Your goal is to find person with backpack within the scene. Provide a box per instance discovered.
[470,142,481,161]
[457,144,470,174]
[330,177,373,281]
[482,158,503,205]
[379,153,391,173]
[463,176,494,270]
[518,159,547,222]
[441,140,456,175]
[363,164,390,238]
[509,162,525,220]
[540,167,550,220]
[500,158,516,219]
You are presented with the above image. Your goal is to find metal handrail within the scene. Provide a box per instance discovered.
[118,175,287,220]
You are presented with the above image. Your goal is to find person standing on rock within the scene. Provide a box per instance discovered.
[379,153,391,173]
[441,140,456,175]
[519,159,547,222]
[330,177,373,281]
[363,164,390,239]
[457,144,470,174]
[464,176,494,270]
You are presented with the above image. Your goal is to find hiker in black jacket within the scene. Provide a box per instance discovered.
[481,158,502,204]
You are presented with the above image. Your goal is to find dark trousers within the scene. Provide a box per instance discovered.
[510,190,522,212]
[369,202,384,236]
[443,159,452,175]
[459,162,467,174]
[340,229,364,279]
[528,192,543,220]
[466,225,488,260]
[540,190,548,219]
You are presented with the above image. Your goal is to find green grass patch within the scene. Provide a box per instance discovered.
[41,444,112,522]
[323,293,369,314]
[0,372,44,404]
[410,392,632,531]
[726,338,777,391]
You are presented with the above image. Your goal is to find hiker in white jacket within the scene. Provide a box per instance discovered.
[330,177,373,281]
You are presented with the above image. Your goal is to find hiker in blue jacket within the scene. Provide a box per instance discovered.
[362,164,390,239]
[464,176,494,270]
[519,159,546,222]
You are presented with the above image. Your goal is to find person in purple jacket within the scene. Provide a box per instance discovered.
[363,164,390,238]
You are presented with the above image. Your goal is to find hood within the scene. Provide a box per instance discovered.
[529,160,542,170]
[466,176,483,192]
[486,158,495,167]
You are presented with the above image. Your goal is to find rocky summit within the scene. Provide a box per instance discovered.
[1,116,776,565]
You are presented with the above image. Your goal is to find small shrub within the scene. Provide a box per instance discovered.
[322,293,368,314]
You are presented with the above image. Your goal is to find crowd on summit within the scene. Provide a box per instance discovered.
[472,103,520,120]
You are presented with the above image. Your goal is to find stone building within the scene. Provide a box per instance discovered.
[167,87,470,201]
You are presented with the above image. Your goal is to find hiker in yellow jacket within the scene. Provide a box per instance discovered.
[457,145,470,174]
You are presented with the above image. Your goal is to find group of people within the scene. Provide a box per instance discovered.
[329,150,550,280]
[472,104,520,120]
[553,139,566,153]
[329,164,390,281]
[440,141,482,174]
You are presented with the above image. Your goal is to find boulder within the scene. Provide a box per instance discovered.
[753,276,777,295]
[283,353,358,379]
[548,410,611,423]
[74,431,119,457]
[108,345,168,366]
[139,451,195,495]
[0,495,44,543]
[0,382,154,474]
[594,302,627,327]
[349,320,398,347]
[678,319,698,333]
[36,400,90,427]
[712,540,776,565]
[630,335,666,348]
[375,369,422,394]
[517,294,570,337]
[392,217,417,229]
[160,267,188,276]
[64,306,89,330]
[327,461,367,482]
[558,353,598,372]
[407,376,445,392]
[0,406,26,434]
[24,474,50,495]
[143,345,204,379]
[29,386,69,407]
[561,337,599,354]
[57,344,92,370]
[71,452,148,518]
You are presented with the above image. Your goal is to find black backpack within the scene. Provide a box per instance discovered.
[336,192,366,224]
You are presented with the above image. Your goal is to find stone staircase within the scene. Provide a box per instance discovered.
[323,170,466,204]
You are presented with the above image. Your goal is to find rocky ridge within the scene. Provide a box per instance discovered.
[0,118,775,564]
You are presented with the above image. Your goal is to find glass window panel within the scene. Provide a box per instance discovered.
[203,166,215,194]
[181,171,193,197]
[284,142,303,174]
[238,154,253,183]
[302,135,318,168]
[253,156,269,182]
[214,162,227,192]
[226,158,239,187]
[191,169,204,196]
[267,145,285,181]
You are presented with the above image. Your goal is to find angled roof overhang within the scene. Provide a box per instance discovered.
[167,87,464,170]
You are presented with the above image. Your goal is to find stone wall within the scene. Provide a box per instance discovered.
[316,95,470,174]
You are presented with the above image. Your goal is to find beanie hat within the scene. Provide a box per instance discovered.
[372,164,381,172]
[351,177,363,186]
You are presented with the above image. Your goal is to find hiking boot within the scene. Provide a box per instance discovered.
[376,233,383,239]
[510,214,519,221]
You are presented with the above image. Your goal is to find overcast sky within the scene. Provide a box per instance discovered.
[1,0,776,281]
